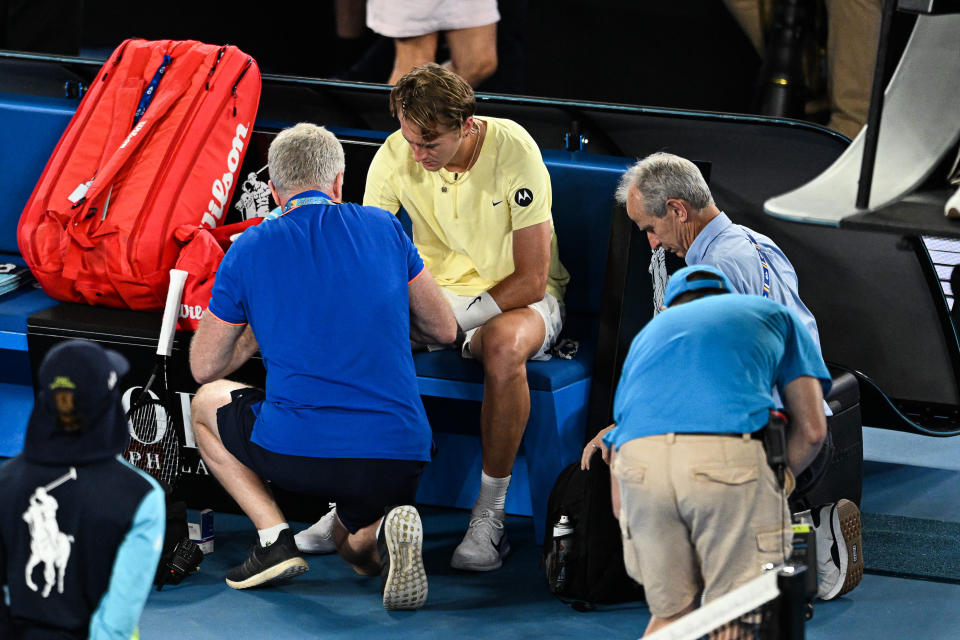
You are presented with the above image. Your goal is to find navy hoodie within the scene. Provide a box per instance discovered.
[0,378,164,639]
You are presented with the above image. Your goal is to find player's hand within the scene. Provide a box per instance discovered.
[580,424,615,470]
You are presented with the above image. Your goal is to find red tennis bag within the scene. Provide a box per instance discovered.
[17,39,261,311]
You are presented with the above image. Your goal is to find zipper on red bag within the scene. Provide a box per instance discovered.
[154,57,254,257]
[131,54,253,276]
[124,51,215,279]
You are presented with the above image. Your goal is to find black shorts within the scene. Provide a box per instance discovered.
[217,387,425,533]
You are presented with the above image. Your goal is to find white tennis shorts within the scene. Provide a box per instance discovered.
[367,0,500,38]
[438,289,564,361]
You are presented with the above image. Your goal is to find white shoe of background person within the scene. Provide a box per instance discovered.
[450,508,510,571]
[813,499,864,600]
[294,504,338,554]
[945,185,960,218]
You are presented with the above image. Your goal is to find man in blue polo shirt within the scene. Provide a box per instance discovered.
[189,123,457,610]
[604,265,829,636]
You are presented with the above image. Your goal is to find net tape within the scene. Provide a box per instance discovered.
[644,567,787,640]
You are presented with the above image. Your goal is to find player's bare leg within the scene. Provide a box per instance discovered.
[450,309,544,571]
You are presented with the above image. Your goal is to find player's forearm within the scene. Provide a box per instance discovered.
[488,270,548,310]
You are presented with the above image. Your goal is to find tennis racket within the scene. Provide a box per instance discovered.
[123,268,189,490]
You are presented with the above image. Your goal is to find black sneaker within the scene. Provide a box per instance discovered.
[225,529,309,590]
[378,505,428,610]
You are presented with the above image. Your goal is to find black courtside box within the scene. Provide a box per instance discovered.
[24,304,324,517]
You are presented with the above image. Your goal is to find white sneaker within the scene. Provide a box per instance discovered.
[379,505,428,610]
[294,504,338,554]
[946,185,960,218]
[450,508,510,571]
[813,499,864,600]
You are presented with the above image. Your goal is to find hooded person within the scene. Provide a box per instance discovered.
[0,339,164,640]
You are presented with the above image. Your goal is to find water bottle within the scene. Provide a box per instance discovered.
[550,514,575,594]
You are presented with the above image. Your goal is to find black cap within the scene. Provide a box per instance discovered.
[24,339,131,464]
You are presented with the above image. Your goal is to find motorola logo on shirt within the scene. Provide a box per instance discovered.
[514,188,533,206]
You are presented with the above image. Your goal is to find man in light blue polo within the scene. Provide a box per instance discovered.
[615,151,820,348]
[613,151,864,603]
[605,265,829,636]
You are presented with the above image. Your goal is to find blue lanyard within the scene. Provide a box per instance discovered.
[743,230,771,299]
[282,196,336,214]
[133,55,171,127]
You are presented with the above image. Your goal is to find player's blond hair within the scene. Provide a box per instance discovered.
[390,63,476,140]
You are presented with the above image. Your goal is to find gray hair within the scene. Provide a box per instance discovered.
[268,123,345,198]
[614,152,713,217]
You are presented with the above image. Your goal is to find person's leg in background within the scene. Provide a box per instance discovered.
[824,0,883,139]
[389,32,439,85]
[443,22,498,88]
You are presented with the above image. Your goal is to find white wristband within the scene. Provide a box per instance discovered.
[459,291,502,331]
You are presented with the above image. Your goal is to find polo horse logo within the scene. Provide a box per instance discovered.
[22,467,77,598]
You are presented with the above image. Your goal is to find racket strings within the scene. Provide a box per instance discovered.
[126,396,180,487]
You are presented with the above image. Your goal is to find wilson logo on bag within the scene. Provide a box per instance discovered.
[17,39,261,312]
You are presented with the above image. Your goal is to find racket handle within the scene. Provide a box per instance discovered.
[158,269,189,357]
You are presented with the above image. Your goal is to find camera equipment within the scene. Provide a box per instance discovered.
[155,537,204,591]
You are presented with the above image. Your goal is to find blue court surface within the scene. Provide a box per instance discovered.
[133,457,960,640]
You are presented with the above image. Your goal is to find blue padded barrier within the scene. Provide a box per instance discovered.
[0,383,32,457]
[0,93,76,255]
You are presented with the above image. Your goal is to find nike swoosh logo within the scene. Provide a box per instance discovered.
[492,200,503,206]
[465,295,482,310]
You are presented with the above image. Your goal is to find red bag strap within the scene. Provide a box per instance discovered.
[76,45,210,214]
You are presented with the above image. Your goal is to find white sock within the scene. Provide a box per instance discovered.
[258,523,289,547]
[474,472,511,516]
[376,516,385,540]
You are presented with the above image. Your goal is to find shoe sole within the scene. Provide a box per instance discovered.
[294,530,338,555]
[834,499,863,598]
[450,539,511,572]
[225,557,309,590]
[382,506,428,610]
[295,539,337,554]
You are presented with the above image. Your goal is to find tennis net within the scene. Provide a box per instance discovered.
[644,565,808,640]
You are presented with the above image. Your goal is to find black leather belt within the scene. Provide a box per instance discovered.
[675,430,765,440]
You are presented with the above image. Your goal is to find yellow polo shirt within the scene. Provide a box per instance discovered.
[363,117,569,301]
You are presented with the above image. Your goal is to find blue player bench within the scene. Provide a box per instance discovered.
[0,90,633,542]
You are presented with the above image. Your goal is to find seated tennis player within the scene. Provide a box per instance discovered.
[300,63,570,573]
[189,123,456,610]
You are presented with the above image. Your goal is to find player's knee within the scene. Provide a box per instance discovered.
[479,324,527,375]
